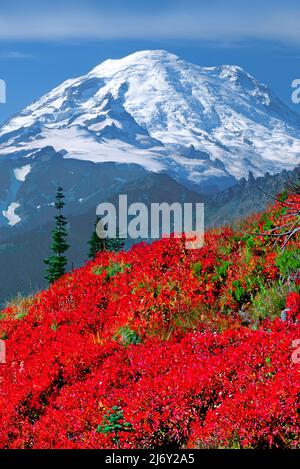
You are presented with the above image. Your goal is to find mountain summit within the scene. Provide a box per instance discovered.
[1,49,299,189]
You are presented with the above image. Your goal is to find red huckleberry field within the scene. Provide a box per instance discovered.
[0,190,299,449]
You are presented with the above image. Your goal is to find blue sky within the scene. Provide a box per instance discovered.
[1,0,300,123]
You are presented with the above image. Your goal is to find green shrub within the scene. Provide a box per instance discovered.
[192,262,202,277]
[260,213,275,230]
[115,326,141,346]
[212,260,231,282]
[94,262,131,280]
[96,406,134,448]
[231,280,247,303]
[249,283,289,321]
[218,244,233,256]
[276,249,300,278]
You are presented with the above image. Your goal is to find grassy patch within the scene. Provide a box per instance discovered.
[94,262,131,280]
[248,282,289,321]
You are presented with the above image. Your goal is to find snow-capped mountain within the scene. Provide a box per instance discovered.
[2,49,300,306]
[1,49,300,191]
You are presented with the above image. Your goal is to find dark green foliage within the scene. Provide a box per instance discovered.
[115,326,142,346]
[88,217,107,259]
[96,406,134,448]
[88,217,125,259]
[106,233,125,253]
[44,187,69,284]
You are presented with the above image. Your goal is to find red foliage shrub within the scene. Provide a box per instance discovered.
[286,292,300,321]
[0,200,299,449]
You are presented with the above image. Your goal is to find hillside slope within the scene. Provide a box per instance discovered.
[1,165,299,307]
[0,191,299,449]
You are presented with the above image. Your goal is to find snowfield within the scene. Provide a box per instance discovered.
[2,202,21,226]
[13,165,31,182]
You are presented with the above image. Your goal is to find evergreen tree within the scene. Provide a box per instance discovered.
[88,216,107,259]
[44,187,69,284]
[96,406,134,448]
[106,229,125,253]
[88,217,125,259]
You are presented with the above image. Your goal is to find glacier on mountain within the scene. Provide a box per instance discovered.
[0,49,299,190]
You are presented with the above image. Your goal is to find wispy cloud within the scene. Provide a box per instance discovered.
[0,5,300,45]
[0,51,34,59]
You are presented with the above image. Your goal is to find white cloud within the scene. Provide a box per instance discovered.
[0,7,299,44]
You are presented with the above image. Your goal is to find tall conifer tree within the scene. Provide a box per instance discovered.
[88,217,125,259]
[88,216,107,259]
[44,187,69,283]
